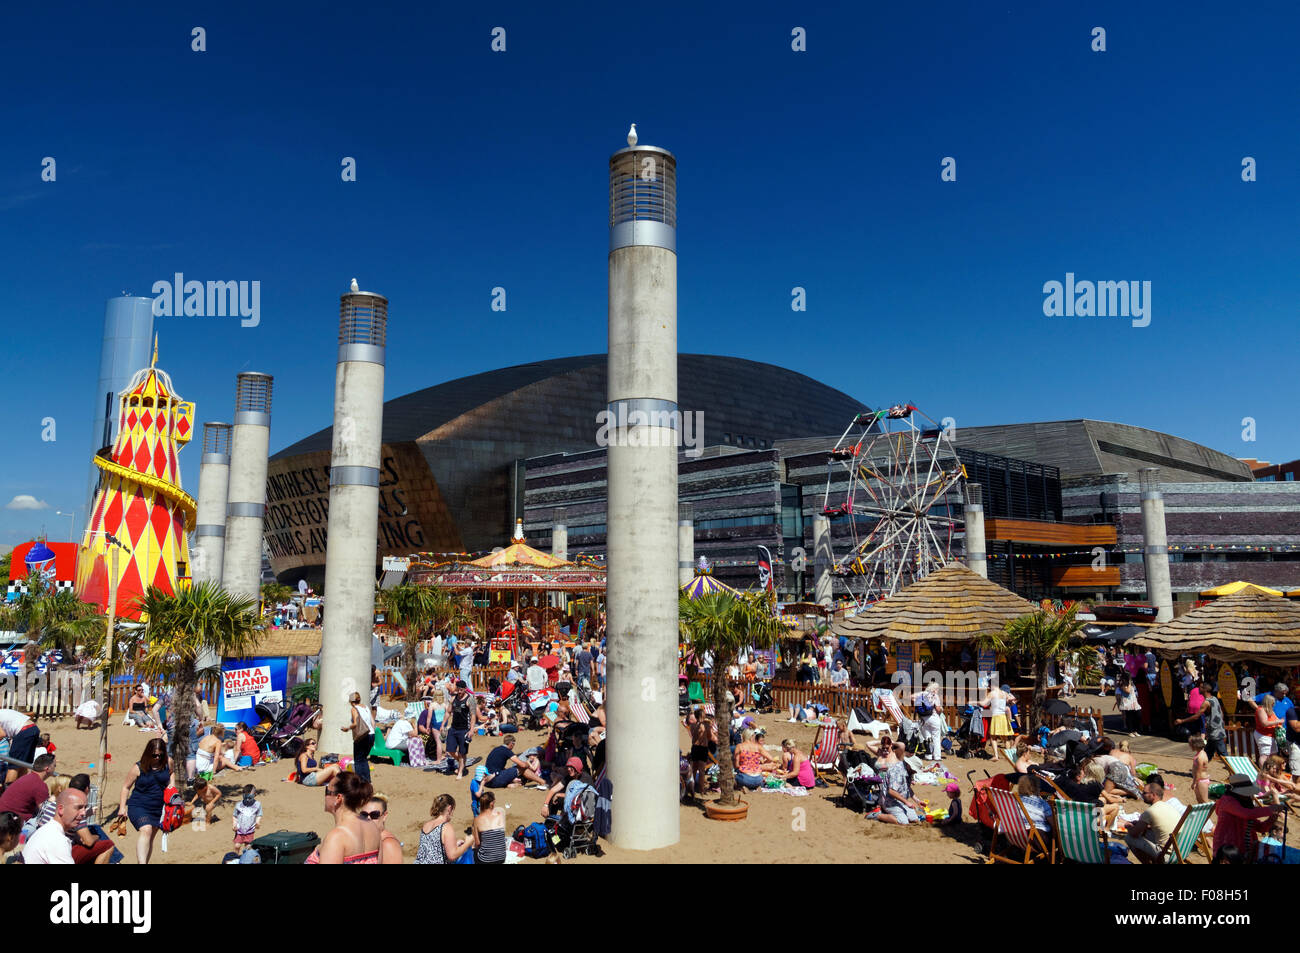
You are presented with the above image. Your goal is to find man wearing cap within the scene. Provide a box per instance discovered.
[1123,775,1182,863]
[442,681,477,779]
[526,656,548,693]
[1212,773,1278,859]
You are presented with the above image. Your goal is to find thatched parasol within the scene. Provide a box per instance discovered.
[830,563,1039,642]
[1128,590,1300,664]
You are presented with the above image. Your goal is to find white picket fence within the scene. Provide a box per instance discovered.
[0,670,99,717]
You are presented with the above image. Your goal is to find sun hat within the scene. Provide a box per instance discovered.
[944,782,960,796]
[1226,773,1261,798]
[565,757,584,774]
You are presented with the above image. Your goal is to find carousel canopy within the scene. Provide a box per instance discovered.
[831,563,1039,643]
[681,575,740,600]
[1198,580,1283,598]
[1128,590,1300,664]
[409,541,606,592]
[468,543,571,570]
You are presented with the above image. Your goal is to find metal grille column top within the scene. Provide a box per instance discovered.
[319,285,387,757]
[222,373,272,601]
[678,502,694,587]
[605,131,680,851]
[193,422,232,586]
[1138,467,1174,623]
[963,483,988,579]
[552,507,568,561]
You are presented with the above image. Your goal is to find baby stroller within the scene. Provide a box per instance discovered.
[842,760,884,815]
[750,681,774,713]
[262,702,321,756]
[955,706,991,760]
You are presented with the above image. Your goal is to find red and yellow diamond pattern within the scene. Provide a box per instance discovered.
[77,357,197,619]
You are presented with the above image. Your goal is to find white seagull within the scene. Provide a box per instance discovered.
[627,123,637,147]
[350,278,359,292]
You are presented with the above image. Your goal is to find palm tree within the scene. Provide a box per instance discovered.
[378,583,465,696]
[977,605,1087,736]
[260,582,294,616]
[14,571,101,662]
[678,590,785,807]
[126,583,261,776]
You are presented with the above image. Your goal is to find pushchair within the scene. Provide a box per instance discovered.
[750,681,774,713]
[261,702,321,756]
[842,755,884,815]
[955,705,992,759]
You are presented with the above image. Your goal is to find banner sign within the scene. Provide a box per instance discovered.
[217,656,288,723]
[978,647,997,673]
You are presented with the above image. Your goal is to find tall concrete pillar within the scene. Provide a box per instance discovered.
[87,295,154,512]
[319,287,386,757]
[1139,467,1174,623]
[678,503,694,587]
[963,483,988,579]
[813,514,833,606]
[193,423,232,587]
[605,130,679,851]
[552,507,568,561]
[222,373,273,603]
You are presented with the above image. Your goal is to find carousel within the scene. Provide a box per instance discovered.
[407,520,606,659]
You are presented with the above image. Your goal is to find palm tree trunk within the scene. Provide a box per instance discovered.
[170,661,198,782]
[403,629,418,700]
[1030,656,1048,739]
[714,651,738,806]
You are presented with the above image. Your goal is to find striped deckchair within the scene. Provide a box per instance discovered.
[877,690,906,724]
[810,723,843,781]
[1153,801,1215,864]
[986,787,1052,864]
[1052,799,1114,864]
[571,698,592,725]
[1224,756,1258,782]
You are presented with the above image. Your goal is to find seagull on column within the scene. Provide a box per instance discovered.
[350,278,359,292]
[627,123,637,147]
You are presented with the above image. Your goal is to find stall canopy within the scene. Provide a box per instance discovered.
[234,628,323,658]
[681,574,740,600]
[1129,590,1300,664]
[830,563,1039,643]
[1198,581,1284,598]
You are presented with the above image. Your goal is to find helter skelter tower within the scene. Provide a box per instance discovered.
[77,342,197,618]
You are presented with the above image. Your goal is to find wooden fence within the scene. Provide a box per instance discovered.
[377,664,510,698]
[0,670,220,719]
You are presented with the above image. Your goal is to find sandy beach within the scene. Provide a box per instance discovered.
[16,689,1225,865]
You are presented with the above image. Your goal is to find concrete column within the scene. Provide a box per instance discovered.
[678,502,694,587]
[813,514,833,606]
[319,287,387,757]
[963,482,988,579]
[605,134,679,851]
[193,423,232,587]
[552,507,568,561]
[222,373,273,603]
[1139,467,1174,623]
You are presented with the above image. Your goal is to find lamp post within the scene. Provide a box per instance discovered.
[54,509,77,542]
[87,531,131,822]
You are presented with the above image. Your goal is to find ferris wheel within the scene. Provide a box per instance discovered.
[821,404,966,605]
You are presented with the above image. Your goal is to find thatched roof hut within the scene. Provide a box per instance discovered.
[830,564,1039,643]
[1128,590,1300,664]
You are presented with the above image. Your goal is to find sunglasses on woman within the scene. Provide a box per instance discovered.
[358,809,384,820]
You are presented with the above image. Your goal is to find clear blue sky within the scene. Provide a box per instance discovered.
[2,1,1297,547]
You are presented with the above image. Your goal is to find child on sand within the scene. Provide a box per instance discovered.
[1189,734,1210,803]
[940,782,963,825]
[232,784,262,847]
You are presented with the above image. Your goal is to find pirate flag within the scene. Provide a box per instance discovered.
[756,546,774,593]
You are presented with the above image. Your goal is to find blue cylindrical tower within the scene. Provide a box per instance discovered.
[86,295,155,510]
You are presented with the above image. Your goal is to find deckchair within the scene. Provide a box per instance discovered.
[809,723,843,782]
[1152,801,1215,864]
[1052,799,1115,864]
[986,786,1052,864]
[370,729,406,766]
[1002,748,1019,771]
[406,737,442,771]
[570,698,591,726]
[1224,756,1258,782]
